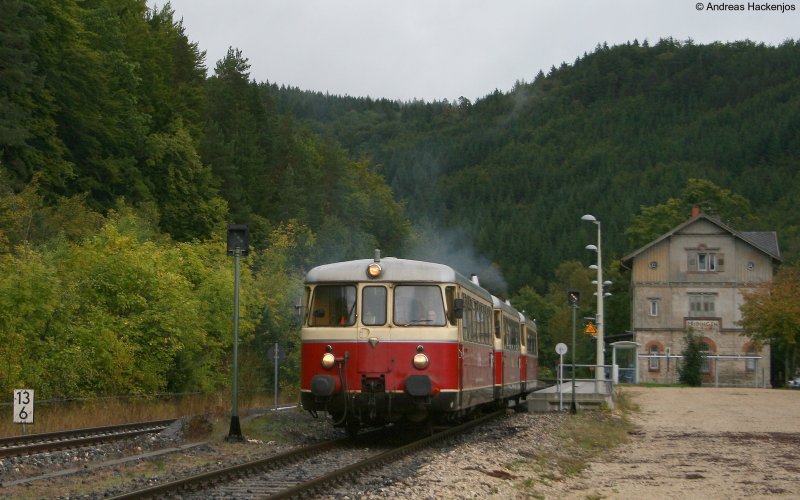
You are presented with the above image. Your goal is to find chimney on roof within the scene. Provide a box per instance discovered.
[691,205,701,218]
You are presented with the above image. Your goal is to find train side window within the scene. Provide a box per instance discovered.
[481,304,491,345]
[462,297,473,341]
[303,286,311,325]
[445,286,457,325]
[309,285,356,327]
[476,304,492,345]
[362,286,387,326]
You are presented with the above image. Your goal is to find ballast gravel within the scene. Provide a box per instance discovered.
[3,387,799,499]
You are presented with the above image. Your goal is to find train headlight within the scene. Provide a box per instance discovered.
[366,262,382,278]
[321,352,336,369]
[412,353,429,370]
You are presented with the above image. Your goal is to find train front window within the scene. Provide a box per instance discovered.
[362,286,387,326]
[309,285,356,327]
[394,285,445,326]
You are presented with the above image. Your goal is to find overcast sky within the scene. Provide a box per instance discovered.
[153,0,799,103]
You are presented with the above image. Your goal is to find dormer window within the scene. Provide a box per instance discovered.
[687,247,724,273]
[698,252,716,271]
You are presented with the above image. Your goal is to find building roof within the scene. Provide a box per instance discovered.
[621,213,782,267]
[741,231,781,259]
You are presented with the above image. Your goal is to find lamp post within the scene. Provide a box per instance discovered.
[567,290,580,414]
[226,224,249,442]
[581,214,605,381]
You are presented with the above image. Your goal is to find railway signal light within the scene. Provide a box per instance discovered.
[226,224,249,256]
[226,224,249,442]
[567,289,581,306]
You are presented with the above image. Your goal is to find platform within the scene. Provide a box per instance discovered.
[527,380,615,412]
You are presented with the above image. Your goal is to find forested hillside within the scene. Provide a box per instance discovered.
[0,0,409,398]
[275,38,800,291]
[2,0,799,397]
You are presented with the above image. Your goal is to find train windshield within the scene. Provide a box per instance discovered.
[393,285,445,326]
[309,285,356,326]
[362,286,387,326]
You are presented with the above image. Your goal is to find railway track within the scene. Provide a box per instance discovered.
[109,410,506,499]
[0,419,176,458]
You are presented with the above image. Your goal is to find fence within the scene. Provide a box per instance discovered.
[636,354,768,388]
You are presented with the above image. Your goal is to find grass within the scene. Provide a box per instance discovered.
[0,390,296,438]
[240,400,345,445]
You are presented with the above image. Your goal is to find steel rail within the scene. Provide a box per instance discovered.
[0,419,176,458]
[108,410,506,499]
[269,409,506,499]
[107,436,353,499]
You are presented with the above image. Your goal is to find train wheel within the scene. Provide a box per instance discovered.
[345,420,359,438]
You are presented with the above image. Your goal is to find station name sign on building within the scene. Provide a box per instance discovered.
[685,319,720,334]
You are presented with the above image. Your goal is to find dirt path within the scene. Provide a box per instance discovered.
[552,386,800,499]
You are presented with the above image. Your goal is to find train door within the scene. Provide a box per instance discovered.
[520,328,528,393]
[449,286,465,409]
[493,308,504,401]
[502,313,521,396]
[356,284,392,379]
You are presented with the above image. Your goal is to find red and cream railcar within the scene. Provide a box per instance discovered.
[520,313,540,395]
[300,254,497,432]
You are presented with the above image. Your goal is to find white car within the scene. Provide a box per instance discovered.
[788,377,800,389]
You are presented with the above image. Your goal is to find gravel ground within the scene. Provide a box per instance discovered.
[325,386,800,499]
[2,387,799,499]
[548,386,800,500]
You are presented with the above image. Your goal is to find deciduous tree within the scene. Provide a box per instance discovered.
[739,266,800,382]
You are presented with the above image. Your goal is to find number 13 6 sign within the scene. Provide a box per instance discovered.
[14,389,34,424]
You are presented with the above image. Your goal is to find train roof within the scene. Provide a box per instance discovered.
[519,311,537,331]
[305,257,492,300]
[492,295,519,316]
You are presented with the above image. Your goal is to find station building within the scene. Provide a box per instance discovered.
[621,207,781,387]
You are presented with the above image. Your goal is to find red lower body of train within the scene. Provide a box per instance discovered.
[300,336,537,432]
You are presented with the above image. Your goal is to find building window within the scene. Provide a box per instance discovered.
[649,299,659,317]
[649,345,660,371]
[689,293,716,317]
[699,342,711,374]
[745,345,757,371]
[698,252,717,271]
[688,250,724,272]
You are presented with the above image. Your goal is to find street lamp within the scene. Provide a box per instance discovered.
[581,214,605,381]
